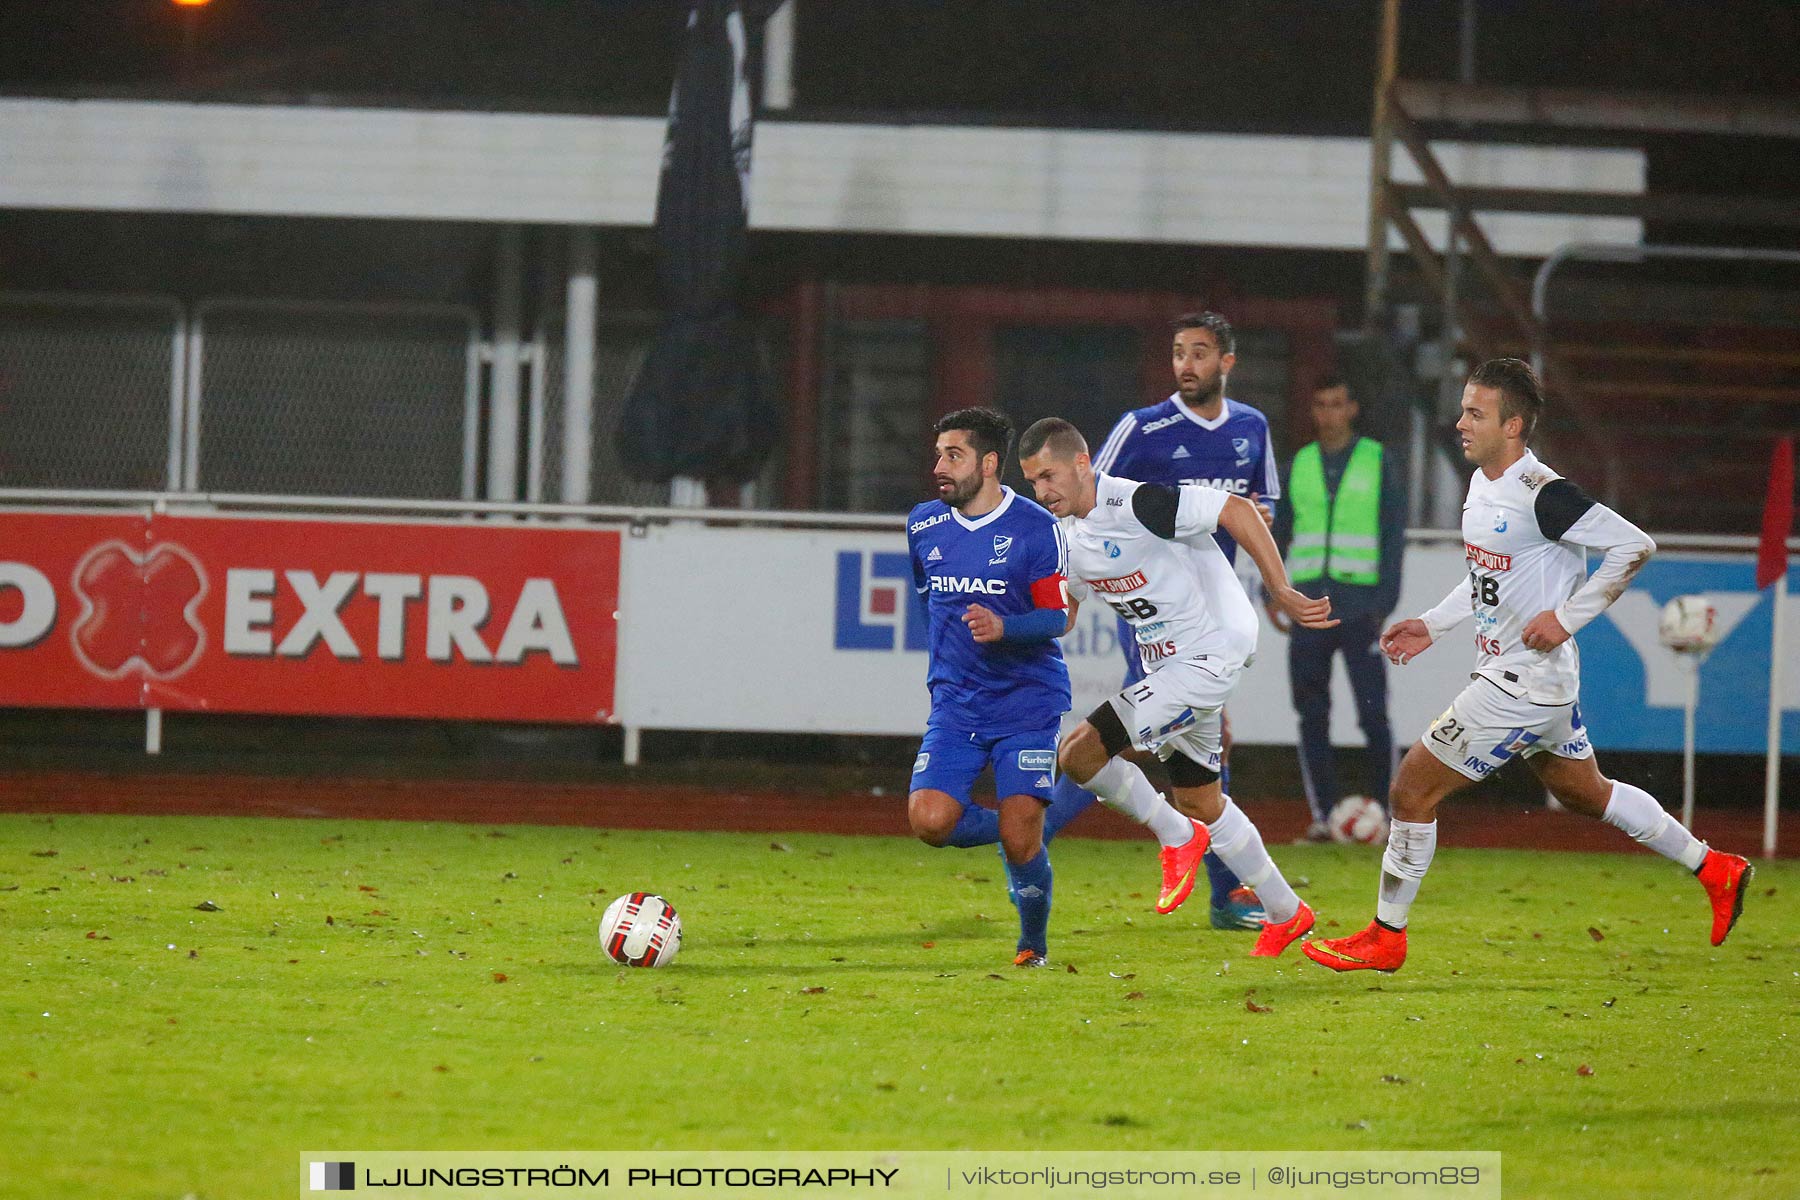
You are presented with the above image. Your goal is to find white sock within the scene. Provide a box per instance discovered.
[1376,818,1437,929]
[1602,781,1707,871]
[1204,797,1298,923]
[1085,759,1194,847]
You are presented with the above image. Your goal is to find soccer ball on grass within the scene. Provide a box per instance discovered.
[1329,795,1389,845]
[599,892,682,967]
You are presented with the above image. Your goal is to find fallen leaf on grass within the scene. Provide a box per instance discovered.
[194,901,220,912]
[801,986,827,995]
[30,850,57,858]
[920,941,936,949]
[1245,999,1272,1014]
[1125,991,1145,1001]
[1587,927,1605,942]
[492,973,508,983]
[1576,1064,1594,1077]
[769,842,791,853]
[1379,1074,1407,1084]
[1065,964,1078,974]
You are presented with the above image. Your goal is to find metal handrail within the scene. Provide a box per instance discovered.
[0,487,1791,550]
[0,487,911,531]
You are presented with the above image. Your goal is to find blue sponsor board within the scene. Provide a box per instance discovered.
[1580,560,1796,754]
[833,550,928,652]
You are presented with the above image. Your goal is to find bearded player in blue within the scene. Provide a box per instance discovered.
[905,407,1077,968]
[1044,311,1281,931]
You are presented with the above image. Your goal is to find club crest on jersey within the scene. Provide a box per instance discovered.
[1492,511,1509,533]
[991,535,1012,560]
[1232,437,1252,466]
[1103,540,1122,559]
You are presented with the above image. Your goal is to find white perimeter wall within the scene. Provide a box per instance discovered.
[614,524,1477,744]
[613,524,1800,756]
[0,99,1641,254]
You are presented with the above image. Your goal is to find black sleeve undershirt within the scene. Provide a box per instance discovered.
[1130,483,1181,539]
[1534,477,1598,542]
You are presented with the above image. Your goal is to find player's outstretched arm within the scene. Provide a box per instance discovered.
[1398,578,1473,662]
[1380,618,1433,665]
[1218,493,1337,630]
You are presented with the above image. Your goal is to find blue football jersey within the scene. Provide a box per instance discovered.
[906,487,1072,735]
[1092,395,1280,562]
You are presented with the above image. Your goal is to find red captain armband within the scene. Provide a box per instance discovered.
[1029,574,1069,610]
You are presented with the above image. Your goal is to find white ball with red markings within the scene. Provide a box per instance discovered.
[1329,795,1389,845]
[599,892,682,967]
[1658,595,1718,653]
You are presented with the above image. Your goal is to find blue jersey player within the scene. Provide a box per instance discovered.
[1045,311,1279,930]
[904,407,1077,968]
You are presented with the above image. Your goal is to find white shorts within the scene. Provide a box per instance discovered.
[1104,655,1238,773]
[1422,678,1595,782]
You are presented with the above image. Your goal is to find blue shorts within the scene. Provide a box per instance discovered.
[910,723,1060,805]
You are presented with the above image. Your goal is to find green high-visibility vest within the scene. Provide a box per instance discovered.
[1288,437,1383,585]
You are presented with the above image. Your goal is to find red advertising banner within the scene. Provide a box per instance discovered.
[0,511,620,723]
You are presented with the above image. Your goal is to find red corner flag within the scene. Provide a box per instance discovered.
[1759,435,1795,589]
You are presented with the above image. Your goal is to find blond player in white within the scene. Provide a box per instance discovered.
[1016,417,1337,957]
[1305,358,1753,974]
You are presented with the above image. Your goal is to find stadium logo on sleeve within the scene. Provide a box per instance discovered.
[834,550,928,652]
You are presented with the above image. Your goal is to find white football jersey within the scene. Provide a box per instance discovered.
[1422,450,1654,705]
[1062,474,1259,673]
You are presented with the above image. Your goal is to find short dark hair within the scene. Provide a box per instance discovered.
[1017,417,1088,462]
[934,406,1014,471]
[1468,357,1544,442]
[1314,373,1348,394]
[1169,310,1235,356]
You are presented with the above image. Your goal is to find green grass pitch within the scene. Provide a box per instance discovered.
[2,811,1796,1199]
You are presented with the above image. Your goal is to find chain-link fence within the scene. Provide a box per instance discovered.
[191,299,477,499]
[0,293,181,490]
[818,318,930,514]
[534,311,788,508]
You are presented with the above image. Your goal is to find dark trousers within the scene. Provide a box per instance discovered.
[1288,612,1393,822]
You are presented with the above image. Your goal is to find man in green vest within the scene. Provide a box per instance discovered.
[1269,376,1407,841]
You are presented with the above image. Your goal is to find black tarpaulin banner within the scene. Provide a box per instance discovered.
[617,0,778,488]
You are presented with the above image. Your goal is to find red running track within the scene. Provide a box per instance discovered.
[0,770,1790,858]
